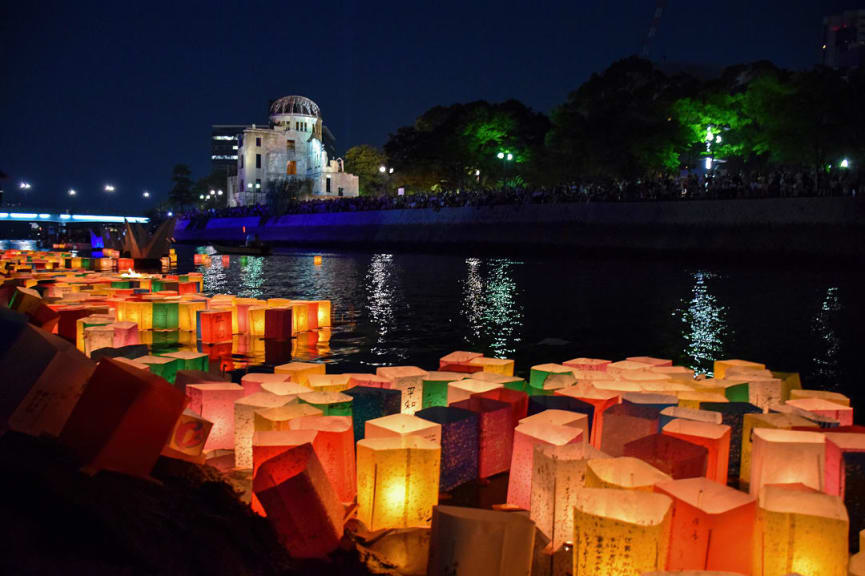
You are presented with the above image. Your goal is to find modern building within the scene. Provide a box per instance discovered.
[211,125,245,176]
[822,9,865,70]
[226,95,358,207]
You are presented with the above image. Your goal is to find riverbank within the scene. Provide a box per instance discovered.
[174,196,865,258]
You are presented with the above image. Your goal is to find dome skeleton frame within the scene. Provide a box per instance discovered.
[268,95,321,118]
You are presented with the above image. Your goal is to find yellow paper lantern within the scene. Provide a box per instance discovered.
[446,378,503,405]
[713,359,764,380]
[307,373,352,393]
[247,306,267,337]
[850,530,865,576]
[586,456,672,491]
[273,361,326,387]
[253,401,323,433]
[365,413,442,444]
[749,428,825,496]
[753,486,848,576]
[356,436,440,531]
[467,356,515,376]
[178,300,206,332]
[738,412,816,491]
[788,388,850,406]
[572,488,672,575]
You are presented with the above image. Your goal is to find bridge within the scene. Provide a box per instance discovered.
[0,211,149,224]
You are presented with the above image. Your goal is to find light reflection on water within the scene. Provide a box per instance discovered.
[812,286,841,389]
[365,254,400,362]
[461,258,523,357]
[674,271,728,376]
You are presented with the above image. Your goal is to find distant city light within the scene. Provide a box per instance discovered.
[199,194,205,199]
[104,184,116,192]
[705,157,713,170]
[840,158,850,169]
[209,189,216,195]
[167,211,173,217]
[497,152,505,159]
[68,189,76,196]
[475,169,480,176]
[506,153,513,161]
[388,168,394,174]
[19,182,32,190]
[379,165,386,173]
[142,191,150,198]
[217,189,224,195]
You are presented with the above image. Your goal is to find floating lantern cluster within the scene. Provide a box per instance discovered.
[1,249,862,575]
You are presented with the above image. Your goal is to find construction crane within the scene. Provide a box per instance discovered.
[641,0,668,59]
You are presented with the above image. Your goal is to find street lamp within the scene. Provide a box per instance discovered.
[19,182,32,190]
[840,158,850,169]
[142,191,150,198]
[217,189,223,196]
[68,189,76,197]
[497,152,504,160]
[104,184,116,192]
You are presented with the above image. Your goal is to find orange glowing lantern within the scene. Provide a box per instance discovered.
[307,373,352,393]
[199,309,232,343]
[447,378,503,405]
[467,356,515,376]
[312,299,331,327]
[288,415,356,504]
[654,477,755,572]
[662,418,731,483]
[749,428,825,496]
[789,388,850,406]
[572,488,673,575]
[356,436,441,531]
[713,358,765,379]
[786,397,853,426]
[253,443,344,558]
[563,357,611,371]
[738,412,816,491]
[555,385,620,448]
[251,429,317,515]
[259,379,312,398]
[507,421,583,510]
[234,392,295,468]
[186,382,245,451]
[274,361,326,387]
[253,401,323,433]
[247,305,267,336]
[439,350,483,371]
[177,300,206,332]
[109,321,139,347]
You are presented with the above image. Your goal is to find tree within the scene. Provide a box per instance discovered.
[192,169,230,208]
[344,145,388,195]
[169,164,195,208]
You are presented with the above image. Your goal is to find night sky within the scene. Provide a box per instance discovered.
[1,0,861,212]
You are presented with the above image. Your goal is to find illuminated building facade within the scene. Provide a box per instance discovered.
[227,95,358,206]
[211,125,245,176]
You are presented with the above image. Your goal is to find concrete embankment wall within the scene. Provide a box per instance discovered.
[173,197,865,258]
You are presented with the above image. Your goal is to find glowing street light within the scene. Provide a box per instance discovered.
[217,189,223,195]
[142,191,150,198]
[840,158,850,169]
[104,184,116,192]
[497,152,505,159]
[379,165,386,173]
[199,194,205,200]
[19,182,32,190]
[506,153,513,161]
[68,189,77,197]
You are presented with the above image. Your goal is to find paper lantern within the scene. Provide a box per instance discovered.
[586,456,672,491]
[356,436,441,531]
[661,419,730,483]
[749,428,825,496]
[556,385,619,448]
[307,373,352,393]
[152,301,179,330]
[507,421,583,510]
[658,406,722,430]
[439,350,483,371]
[288,415,356,504]
[786,397,852,426]
[713,359,764,379]
[253,443,344,558]
[531,442,609,548]
[572,488,672,575]
[745,375,784,412]
[471,387,528,429]
[57,306,96,342]
[274,361,326,387]
[234,392,295,468]
[161,350,209,372]
[600,403,661,457]
[678,391,728,410]
[627,356,672,367]
[134,355,180,383]
[624,433,708,479]
[527,396,594,442]
[75,314,114,351]
[447,378,503,405]
[259,379,311,397]
[415,406,479,490]
[738,412,816,491]
[789,388,850,406]
[163,408,213,462]
[467,356,515,376]
[109,320,139,347]
[622,392,678,412]
[365,413,442,444]
[345,373,393,388]
[240,370,291,394]
[428,506,535,576]
[753,486,848,576]
[654,477,755,572]
[343,385,402,442]
[421,371,467,408]
[83,325,114,357]
[264,306,293,340]
[851,530,865,575]
[247,305,267,336]
[298,390,352,416]
[650,365,695,381]
[606,359,653,376]
[771,400,841,428]
[253,401,323,433]
[563,357,611,371]
[521,408,590,451]
[472,371,529,393]
[700,401,761,480]
[122,300,153,331]
[59,357,186,478]
[451,397,513,478]
[186,382,245,451]
[251,429,316,515]
[528,364,576,395]
[376,366,429,415]
[312,299,331,327]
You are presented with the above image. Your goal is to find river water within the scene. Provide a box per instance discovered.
[178,245,863,407]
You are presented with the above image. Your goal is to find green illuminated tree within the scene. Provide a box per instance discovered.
[345,145,388,195]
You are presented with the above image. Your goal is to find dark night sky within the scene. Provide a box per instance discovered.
[1,0,861,212]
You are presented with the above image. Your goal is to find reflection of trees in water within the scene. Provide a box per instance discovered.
[676,271,728,376]
[461,258,523,357]
[365,254,398,358]
[812,286,841,389]
[237,256,265,298]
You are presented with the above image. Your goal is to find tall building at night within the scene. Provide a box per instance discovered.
[211,125,245,176]
[822,9,865,70]
[227,95,358,207]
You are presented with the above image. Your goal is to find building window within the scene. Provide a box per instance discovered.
[286,140,295,150]
[256,137,261,147]
[338,187,344,197]
[255,179,261,190]
[239,155,244,169]
[256,154,261,169]
[240,179,244,192]
[326,177,331,193]
[295,121,299,131]
[287,161,296,175]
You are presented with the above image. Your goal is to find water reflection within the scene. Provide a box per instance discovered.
[238,256,265,298]
[812,287,841,388]
[461,258,523,357]
[676,271,727,375]
[365,254,398,360]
